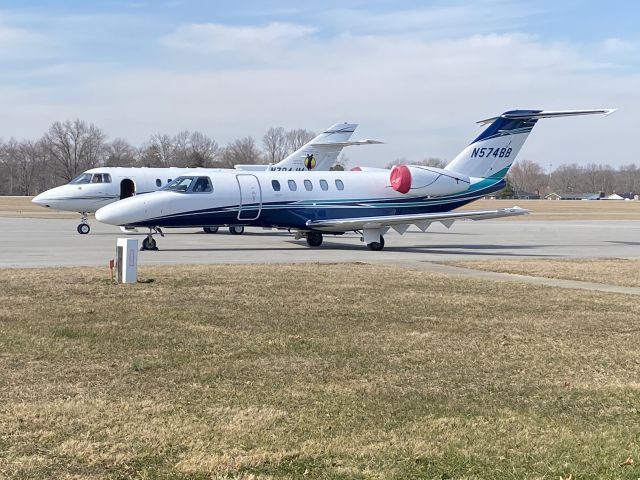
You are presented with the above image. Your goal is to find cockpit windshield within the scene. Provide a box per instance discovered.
[69,173,92,184]
[162,176,213,193]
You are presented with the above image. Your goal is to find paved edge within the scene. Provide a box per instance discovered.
[374,260,640,296]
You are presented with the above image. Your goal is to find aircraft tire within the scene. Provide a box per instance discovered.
[203,226,219,234]
[141,236,157,251]
[77,223,90,235]
[367,235,385,251]
[306,232,323,247]
[229,226,245,235]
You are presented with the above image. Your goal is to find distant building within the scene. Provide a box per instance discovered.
[512,190,540,199]
[545,192,605,200]
[605,193,624,200]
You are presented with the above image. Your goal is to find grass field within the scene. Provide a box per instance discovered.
[448,259,640,288]
[1,263,639,479]
[1,196,639,221]
[0,196,77,219]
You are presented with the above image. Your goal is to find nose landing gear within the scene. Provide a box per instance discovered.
[77,213,90,234]
[140,227,163,251]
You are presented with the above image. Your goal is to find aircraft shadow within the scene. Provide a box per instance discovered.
[158,242,556,258]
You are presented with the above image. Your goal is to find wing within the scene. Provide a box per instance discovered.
[305,206,529,233]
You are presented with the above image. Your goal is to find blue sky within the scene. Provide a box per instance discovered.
[0,0,637,167]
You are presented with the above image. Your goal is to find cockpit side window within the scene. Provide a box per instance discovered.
[103,173,112,183]
[91,174,103,183]
[163,176,195,192]
[192,176,213,193]
[70,173,92,184]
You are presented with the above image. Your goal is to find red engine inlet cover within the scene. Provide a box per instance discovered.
[390,165,412,194]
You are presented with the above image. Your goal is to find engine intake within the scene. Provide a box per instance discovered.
[390,165,470,196]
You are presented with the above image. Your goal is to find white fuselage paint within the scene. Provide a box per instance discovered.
[95,169,484,230]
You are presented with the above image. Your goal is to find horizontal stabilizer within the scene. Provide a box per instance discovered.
[306,207,529,232]
[311,139,385,147]
[477,109,616,126]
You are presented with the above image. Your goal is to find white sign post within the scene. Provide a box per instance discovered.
[116,238,138,284]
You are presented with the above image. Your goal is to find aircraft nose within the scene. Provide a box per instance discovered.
[32,192,50,207]
[95,203,122,225]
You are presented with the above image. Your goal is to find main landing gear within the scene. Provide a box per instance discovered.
[77,212,90,235]
[306,232,323,247]
[301,230,386,250]
[140,227,163,251]
[367,236,385,251]
[202,226,245,235]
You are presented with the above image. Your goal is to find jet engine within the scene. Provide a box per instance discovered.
[390,165,470,196]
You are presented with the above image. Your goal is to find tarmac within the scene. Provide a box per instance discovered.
[3,217,640,295]
[2,217,638,268]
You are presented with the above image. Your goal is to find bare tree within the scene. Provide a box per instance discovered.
[42,119,107,181]
[286,128,315,152]
[263,127,289,164]
[550,163,582,192]
[187,131,219,167]
[507,159,547,194]
[106,138,138,167]
[219,137,262,167]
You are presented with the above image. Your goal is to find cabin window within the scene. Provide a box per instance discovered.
[102,174,112,183]
[335,179,344,191]
[319,179,328,191]
[304,179,313,191]
[288,180,297,191]
[271,180,281,191]
[156,179,162,187]
[192,176,213,193]
[168,179,172,183]
[69,173,92,184]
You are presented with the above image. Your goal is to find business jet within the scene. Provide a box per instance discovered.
[31,122,381,234]
[95,109,614,251]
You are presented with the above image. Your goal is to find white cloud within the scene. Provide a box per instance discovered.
[0,23,49,59]
[0,17,636,169]
[161,22,316,59]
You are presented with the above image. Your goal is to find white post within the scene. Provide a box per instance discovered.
[116,238,138,284]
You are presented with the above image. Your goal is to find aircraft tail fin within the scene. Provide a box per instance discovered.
[445,109,615,179]
[271,123,360,171]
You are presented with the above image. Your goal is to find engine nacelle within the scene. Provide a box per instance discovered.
[390,165,470,196]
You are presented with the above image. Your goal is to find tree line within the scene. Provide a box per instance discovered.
[0,119,318,195]
[507,159,640,196]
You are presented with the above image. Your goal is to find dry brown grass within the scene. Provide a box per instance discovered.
[448,258,640,288]
[460,199,640,220]
[1,264,640,479]
[0,196,77,218]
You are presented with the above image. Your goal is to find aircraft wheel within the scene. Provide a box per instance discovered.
[229,226,245,235]
[141,236,157,251]
[77,223,90,235]
[367,235,385,251]
[306,232,323,247]
[203,226,219,234]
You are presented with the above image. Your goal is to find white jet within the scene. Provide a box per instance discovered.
[32,122,382,234]
[95,109,615,251]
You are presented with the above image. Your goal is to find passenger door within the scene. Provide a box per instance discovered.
[236,174,262,220]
